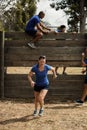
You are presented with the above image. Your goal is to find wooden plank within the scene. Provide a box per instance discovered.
[4,61,82,67]
[4,46,84,67]
[4,74,84,88]
[0,31,5,98]
[4,87,34,98]
[5,53,82,61]
[38,39,87,47]
[4,81,84,89]
[5,32,87,40]
[5,80,29,86]
[43,33,87,40]
[4,61,36,67]
[4,86,82,97]
[5,32,32,40]
[4,74,85,80]
[4,79,83,88]
[4,92,82,100]
[4,82,83,99]
[4,74,84,100]
[4,86,82,100]
[0,32,1,97]
[4,46,85,55]
[4,74,28,80]
[46,95,81,102]
[5,39,87,47]
[4,74,84,86]
[47,90,82,100]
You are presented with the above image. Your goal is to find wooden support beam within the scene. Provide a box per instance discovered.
[0,31,5,98]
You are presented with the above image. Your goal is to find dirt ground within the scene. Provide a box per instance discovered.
[0,99,87,130]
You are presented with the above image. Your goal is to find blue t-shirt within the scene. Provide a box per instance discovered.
[31,64,52,86]
[84,58,87,64]
[25,15,40,31]
[57,29,62,32]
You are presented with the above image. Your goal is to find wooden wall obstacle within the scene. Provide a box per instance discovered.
[0,31,87,101]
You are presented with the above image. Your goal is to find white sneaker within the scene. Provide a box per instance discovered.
[33,110,38,116]
[39,109,44,116]
[27,43,36,49]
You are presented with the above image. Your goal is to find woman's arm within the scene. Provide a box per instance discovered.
[28,71,35,87]
[50,67,57,79]
[82,53,85,62]
[81,53,87,67]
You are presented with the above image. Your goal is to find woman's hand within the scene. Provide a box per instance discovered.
[28,71,35,87]
[82,61,86,67]
[81,69,86,74]
[53,74,57,79]
[51,67,57,79]
[82,53,85,57]
[30,81,35,87]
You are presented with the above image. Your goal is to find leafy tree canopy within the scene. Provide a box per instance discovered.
[50,0,87,32]
[0,0,36,31]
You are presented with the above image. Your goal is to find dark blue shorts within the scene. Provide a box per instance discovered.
[25,29,37,37]
[84,74,87,84]
[34,84,49,92]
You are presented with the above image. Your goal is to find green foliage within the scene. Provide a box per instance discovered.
[50,0,87,32]
[3,0,36,31]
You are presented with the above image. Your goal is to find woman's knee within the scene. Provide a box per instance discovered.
[34,94,39,101]
[35,97,39,102]
[39,95,44,102]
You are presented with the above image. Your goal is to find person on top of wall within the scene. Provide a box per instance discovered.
[25,11,56,49]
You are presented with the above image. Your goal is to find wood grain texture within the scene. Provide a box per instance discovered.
[3,32,87,100]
